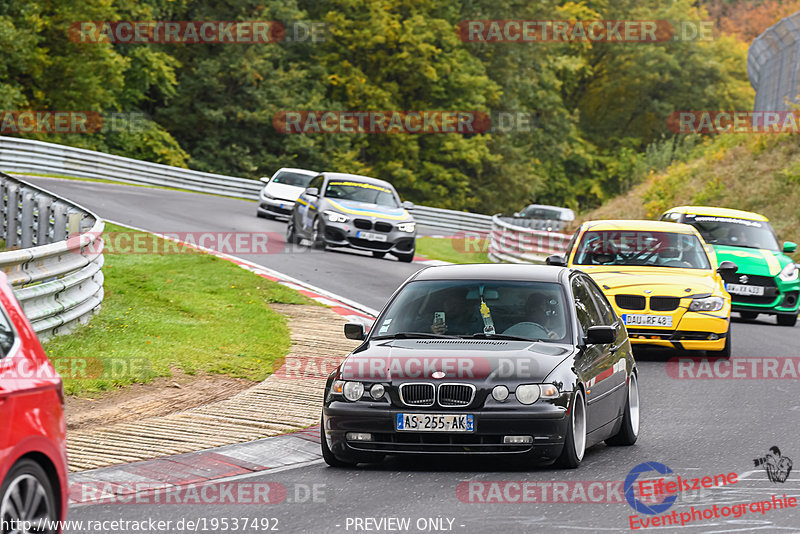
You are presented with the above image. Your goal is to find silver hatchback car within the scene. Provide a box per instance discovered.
[287,172,417,262]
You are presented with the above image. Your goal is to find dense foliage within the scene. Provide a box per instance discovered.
[0,0,764,213]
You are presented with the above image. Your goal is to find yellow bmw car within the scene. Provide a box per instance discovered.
[550,220,736,356]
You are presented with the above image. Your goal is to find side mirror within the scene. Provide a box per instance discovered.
[402,200,415,210]
[344,322,365,341]
[783,241,797,253]
[259,176,271,184]
[513,212,521,217]
[584,325,616,345]
[546,254,566,266]
[717,260,738,275]
[305,187,319,197]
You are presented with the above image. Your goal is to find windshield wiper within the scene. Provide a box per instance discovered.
[461,333,540,342]
[372,332,459,340]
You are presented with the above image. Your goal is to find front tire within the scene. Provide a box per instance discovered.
[320,415,356,468]
[396,247,415,263]
[556,390,586,469]
[286,218,299,245]
[606,372,640,446]
[0,459,58,533]
[311,218,325,250]
[777,313,798,327]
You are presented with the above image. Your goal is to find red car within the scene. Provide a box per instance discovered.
[0,272,68,532]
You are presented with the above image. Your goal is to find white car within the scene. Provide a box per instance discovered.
[256,167,317,219]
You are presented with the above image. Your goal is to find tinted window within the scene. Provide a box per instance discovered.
[324,180,398,207]
[682,215,780,251]
[571,276,602,334]
[574,230,711,269]
[373,279,571,342]
[0,308,16,357]
[307,175,323,191]
[272,171,314,188]
[584,277,616,325]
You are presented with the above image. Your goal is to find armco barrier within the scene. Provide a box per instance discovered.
[0,137,494,234]
[488,215,571,264]
[0,173,104,340]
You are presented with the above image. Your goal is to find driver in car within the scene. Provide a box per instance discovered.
[430,288,482,335]
[503,293,563,339]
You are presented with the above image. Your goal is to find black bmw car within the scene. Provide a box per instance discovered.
[322,264,639,469]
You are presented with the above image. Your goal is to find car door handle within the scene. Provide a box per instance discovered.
[609,344,620,353]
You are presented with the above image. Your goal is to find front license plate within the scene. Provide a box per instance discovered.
[396,413,474,432]
[623,314,673,327]
[726,283,765,296]
[356,231,388,242]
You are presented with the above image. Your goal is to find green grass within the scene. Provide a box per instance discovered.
[416,236,490,264]
[43,223,315,395]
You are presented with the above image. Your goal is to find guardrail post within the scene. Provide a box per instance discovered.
[68,211,82,237]
[5,183,19,248]
[36,195,52,246]
[20,188,36,249]
[52,202,68,241]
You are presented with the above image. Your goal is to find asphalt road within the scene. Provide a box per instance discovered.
[26,177,421,311]
[28,178,800,533]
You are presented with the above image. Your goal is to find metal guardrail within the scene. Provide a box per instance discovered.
[410,205,493,234]
[0,173,104,340]
[0,136,261,199]
[488,215,571,264]
[0,137,496,235]
[748,11,800,111]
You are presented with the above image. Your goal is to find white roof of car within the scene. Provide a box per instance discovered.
[275,167,317,175]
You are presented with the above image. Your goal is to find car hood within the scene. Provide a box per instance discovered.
[578,265,719,296]
[265,182,305,201]
[326,199,412,221]
[338,339,574,384]
[712,245,787,277]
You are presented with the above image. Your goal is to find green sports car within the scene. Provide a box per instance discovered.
[660,206,799,326]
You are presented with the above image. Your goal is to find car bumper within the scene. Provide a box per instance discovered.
[625,312,729,351]
[323,401,569,461]
[730,286,799,315]
[321,220,416,255]
[258,197,295,216]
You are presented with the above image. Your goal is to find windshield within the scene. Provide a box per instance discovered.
[272,171,314,187]
[372,280,571,342]
[324,180,399,207]
[574,230,711,269]
[682,216,780,251]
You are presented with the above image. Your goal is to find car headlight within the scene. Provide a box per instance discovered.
[397,222,415,233]
[342,381,364,401]
[688,296,725,312]
[323,210,349,223]
[261,190,275,200]
[492,385,509,401]
[779,263,799,282]
[515,384,540,405]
